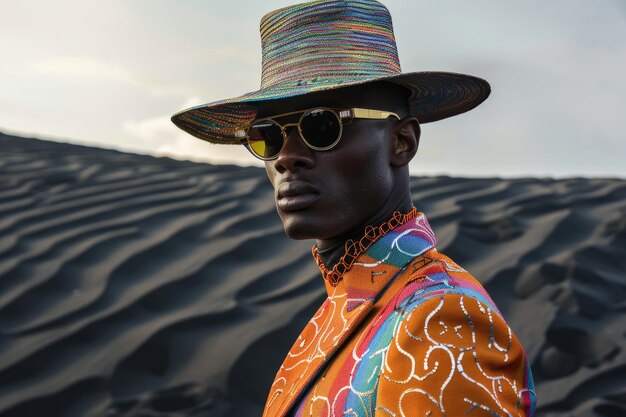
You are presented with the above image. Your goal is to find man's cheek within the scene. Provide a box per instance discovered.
[263,165,277,187]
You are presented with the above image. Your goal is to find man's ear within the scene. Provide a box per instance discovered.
[390,116,420,167]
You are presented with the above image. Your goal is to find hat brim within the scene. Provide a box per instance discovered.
[171,71,490,144]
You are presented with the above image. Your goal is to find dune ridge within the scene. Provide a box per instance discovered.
[0,132,624,417]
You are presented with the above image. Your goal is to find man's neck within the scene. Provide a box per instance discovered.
[315,188,414,271]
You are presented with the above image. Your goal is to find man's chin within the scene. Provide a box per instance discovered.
[282,222,318,240]
[280,214,327,240]
[277,207,351,241]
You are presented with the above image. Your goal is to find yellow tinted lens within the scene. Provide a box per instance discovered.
[248,120,283,159]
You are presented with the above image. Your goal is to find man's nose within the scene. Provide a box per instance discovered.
[273,126,314,173]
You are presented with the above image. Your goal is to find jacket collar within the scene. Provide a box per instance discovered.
[317,209,437,310]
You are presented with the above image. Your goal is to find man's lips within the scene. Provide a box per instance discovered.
[276,180,320,211]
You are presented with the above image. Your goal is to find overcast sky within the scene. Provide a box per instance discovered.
[2,0,625,178]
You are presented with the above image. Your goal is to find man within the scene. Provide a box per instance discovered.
[172,1,537,416]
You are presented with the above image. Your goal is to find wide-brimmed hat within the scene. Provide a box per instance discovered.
[171,0,491,144]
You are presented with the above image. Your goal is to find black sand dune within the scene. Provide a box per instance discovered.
[0,132,625,417]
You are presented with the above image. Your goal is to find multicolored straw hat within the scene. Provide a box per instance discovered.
[171,0,491,144]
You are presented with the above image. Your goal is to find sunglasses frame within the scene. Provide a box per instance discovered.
[236,107,400,161]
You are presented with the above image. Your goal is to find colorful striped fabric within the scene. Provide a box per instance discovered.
[262,209,536,417]
[171,0,491,145]
[258,0,400,88]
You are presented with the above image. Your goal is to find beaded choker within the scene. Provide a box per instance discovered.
[312,207,419,287]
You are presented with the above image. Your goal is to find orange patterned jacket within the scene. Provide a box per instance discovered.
[262,209,536,417]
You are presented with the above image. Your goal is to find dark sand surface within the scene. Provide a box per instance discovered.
[0,132,625,417]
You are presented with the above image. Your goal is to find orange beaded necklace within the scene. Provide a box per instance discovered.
[312,207,418,286]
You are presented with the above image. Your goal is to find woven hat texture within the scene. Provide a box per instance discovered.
[171,0,490,144]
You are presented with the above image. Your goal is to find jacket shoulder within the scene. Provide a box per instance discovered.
[373,250,536,416]
[376,292,536,416]
[391,248,501,316]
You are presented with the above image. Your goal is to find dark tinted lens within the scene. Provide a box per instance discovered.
[299,109,341,149]
[247,120,283,159]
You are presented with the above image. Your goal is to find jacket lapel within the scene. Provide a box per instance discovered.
[262,290,374,417]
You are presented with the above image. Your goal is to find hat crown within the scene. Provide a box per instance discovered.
[259,0,401,90]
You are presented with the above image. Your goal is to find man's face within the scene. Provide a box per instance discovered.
[260,83,407,241]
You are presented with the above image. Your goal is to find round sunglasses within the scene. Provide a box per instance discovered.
[235,107,400,160]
